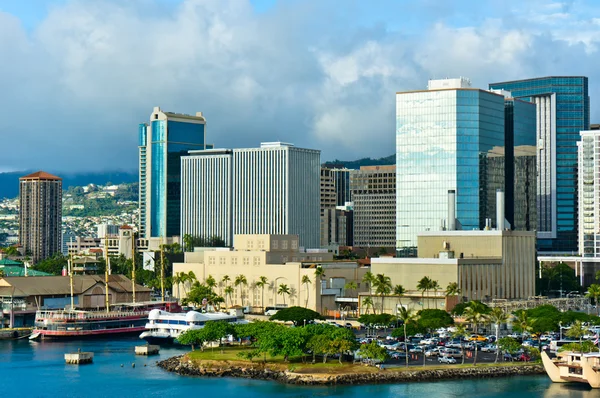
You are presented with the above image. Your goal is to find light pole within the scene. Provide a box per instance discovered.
[559,321,563,340]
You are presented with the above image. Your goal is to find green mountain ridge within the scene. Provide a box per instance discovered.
[322,154,395,169]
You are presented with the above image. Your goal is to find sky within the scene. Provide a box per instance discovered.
[1,0,600,172]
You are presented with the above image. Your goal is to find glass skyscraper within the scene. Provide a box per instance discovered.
[139,107,212,238]
[396,78,506,251]
[489,77,590,252]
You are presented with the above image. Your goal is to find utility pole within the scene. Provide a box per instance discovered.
[104,235,110,313]
[160,238,165,302]
[131,233,136,304]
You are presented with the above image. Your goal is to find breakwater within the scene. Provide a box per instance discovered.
[157,355,545,385]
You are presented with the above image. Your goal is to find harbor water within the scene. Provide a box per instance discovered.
[0,338,597,398]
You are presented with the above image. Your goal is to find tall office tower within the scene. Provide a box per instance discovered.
[323,167,352,206]
[19,171,62,263]
[489,77,590,252]
[138,106,212,238]
[351,165,396,249]
[320,168,336,246]
[578,130,600,257]
[396,78,506,252]
[181,142,321,248]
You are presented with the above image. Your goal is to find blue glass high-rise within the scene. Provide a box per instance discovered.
[489,77,589,252]
[139,107,212,238]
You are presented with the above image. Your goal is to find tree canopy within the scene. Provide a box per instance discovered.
[269,306,323,325]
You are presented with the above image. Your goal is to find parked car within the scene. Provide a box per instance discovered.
[503,352,515,362]
[442,348,463,358]
[345,322,354,329]
[515,353,531,362]
[382,342,402,350]
[390,351,408,360]
[438,355,457,364]
[409,346,423,353]
[425,347,442,357]
[468,334,487,342]
[481,344,497,353]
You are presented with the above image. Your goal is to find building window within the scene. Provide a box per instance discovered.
[208,256,215,265]
[243,257,250,266]
[291,240,298,250]
[248,240,254,249]
[282,240,288,250]
[258,240,264,249]
[253,257,260,266]
[232,257,238,265]
[219,257,226,265]
[272,240,278,249]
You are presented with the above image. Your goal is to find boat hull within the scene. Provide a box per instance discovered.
[32,326,146,340]
[140,334,177,345]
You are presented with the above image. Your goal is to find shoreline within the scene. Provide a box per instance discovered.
[157,355,545,385]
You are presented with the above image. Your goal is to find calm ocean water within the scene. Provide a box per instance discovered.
[0,338,596,398]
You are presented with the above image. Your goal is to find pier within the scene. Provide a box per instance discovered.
[65,351,94,364]
[135,345,160,356]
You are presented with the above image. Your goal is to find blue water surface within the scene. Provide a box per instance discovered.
[0,338,595,398]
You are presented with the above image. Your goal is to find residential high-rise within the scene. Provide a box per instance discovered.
[351,165,396,249]
[181,142,321,248]
[396,78,506,251]
[320,168,336,246]
[578,130,600,257]
[19,171,62,263]
[138,107,212,238]
[489,77,590,252]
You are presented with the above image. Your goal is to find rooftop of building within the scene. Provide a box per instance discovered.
[489,76,588,85]
[357,165,395,172]
[19,170,62,181]
[418,230,536,237]
[0,265,51,277]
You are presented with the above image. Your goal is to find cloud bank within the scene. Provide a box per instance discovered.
[0,0,599,172]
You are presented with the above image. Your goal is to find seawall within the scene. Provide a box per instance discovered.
[157,355,545,385]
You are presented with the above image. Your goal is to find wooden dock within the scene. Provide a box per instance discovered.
[65,352,94,364]
[135,345,160,356]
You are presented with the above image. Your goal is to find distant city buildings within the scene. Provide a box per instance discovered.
[489,77,590,253]
[19,171,62,263]
[180,142,321,248]
[138,107,212,239]
[351,165,396,249]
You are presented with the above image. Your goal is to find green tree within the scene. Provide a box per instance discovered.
[177,329,207,351]
[362,296,374,315]
[362,271,375,293]
[32,253,68,275]
[540,262,581,296]
[205,275,217,291]
[512,309,533,341]
[497,337,521,357]
[417,276,432,309]
[452,324,469,364]
[173,272,184,299]
[234,274,248,306]
[373,273,392,314]
[393,285,406,312]
[269,306,323,325]
[224,286,234,308]
[182,234,193,252]
[430,280,440,309]
[184,282,223,306]
[417,309,454,331]
[489,308,508,362]
[358,341,388,365]
[586,284,600,316]
[256,276,268,311]
[315,267,326,314]
[345,281,358,297]
[397,306,416,367]
[302,275,312,308]
[278,284,291,305]
[464,302,489,365]
[445,282,461,297]
[566,320,587,350]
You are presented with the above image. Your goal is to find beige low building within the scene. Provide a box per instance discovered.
[369,230,536,314]
[172,234,370,314]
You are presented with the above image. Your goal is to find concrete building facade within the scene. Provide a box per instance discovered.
[19,171,62,264]
[351,166,396,248]
[180,143,321,248]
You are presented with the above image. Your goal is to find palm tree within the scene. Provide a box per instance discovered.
[224,286,234,308]
[445,282,461,297]
[362,296,374,315]
[488,308,508,363]
[302,275,312,308]
[172,272,183,299]
[513,309,533,342]
[278,284,291,305]
[315,267,325,313]
[393,285,406,312]
[417,276,432,309]
[373,273,392,314]
[183,234,193,252]
[430,280,440,309]
[464,303,489,365]
[586,284,600,316]
[452,324,469,365]
[221,275,231,298]
[566,320,587,351]
[205,275,217,291]
[345,281,358,297]
[234,274,248,306]
[186,271,197,295]
[255,276,268,311]
[397,307,416,368]
[362,271,375,293]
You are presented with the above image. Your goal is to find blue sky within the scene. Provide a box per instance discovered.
[0,0,600,172]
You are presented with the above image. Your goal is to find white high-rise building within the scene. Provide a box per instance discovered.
[578,130,600,257]
[181,142,320,248]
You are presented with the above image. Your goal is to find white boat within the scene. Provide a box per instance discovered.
[541,350,600,388]
[139,309,247,345]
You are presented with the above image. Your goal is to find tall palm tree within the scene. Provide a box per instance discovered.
[397,307,416,368]
[393,285,406,312]
[489,308,508,362]
[224,286,234,308]
[513,310,533,342]
[373,273,392,314]
[586,284,600,316]
[362,271,375,293]
[221,275,230,298]
[445,282,461,297]
[345,281,358,297]
[302,275,312,308]
[452,324,469,365]
[205,275,217,291]
[430,280,440,309]
[362,296,374,315]
[234,274,248,306]
[315,266,325,313]
[278,284,291,305]
[255,276,268,311]
[172,272,183,299]
[417,276,432,309]
[566,320,587,351]
[186,271,197,296]
[464,303,489,365]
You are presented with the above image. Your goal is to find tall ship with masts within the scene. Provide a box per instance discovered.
[30,237,180,340]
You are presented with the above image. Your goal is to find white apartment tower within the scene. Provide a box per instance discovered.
[578,130,600,257]
[181,142,320,248]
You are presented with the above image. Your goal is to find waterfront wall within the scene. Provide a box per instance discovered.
[157,355,545,385]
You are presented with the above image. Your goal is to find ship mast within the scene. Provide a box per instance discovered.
[131,232,136,304]
[104,235,110,313]
[160,237,165,302]
[69,253,74,310]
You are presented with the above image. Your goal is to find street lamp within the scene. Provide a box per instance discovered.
[559,321,563,340]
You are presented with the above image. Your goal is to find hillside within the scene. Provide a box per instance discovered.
[322,154,395,169]
[0,171,138,199]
